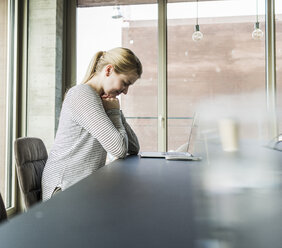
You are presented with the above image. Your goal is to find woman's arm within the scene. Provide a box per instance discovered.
[120,111,140,154]
[67,85,128,158]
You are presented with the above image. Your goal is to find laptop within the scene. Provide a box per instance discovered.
[139,113,201,161]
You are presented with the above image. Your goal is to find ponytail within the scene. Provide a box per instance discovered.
[81,51,104,84]
[81,47,142,84]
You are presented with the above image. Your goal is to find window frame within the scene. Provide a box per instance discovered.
[5,0,18,215]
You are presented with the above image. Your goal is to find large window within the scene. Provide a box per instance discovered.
[77,2,158,152]
[77,0,280,152]
[167,0,267,150]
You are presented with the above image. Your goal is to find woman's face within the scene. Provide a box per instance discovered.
[102,65,138,98]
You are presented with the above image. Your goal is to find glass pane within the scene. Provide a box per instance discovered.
[0,0,8,205]
[126,118,158,151]
[167,0,266,150]
[77,2,158,152]
[276,0,282,136]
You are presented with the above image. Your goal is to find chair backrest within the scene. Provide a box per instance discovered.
[14,137,48,208]
[0,192,7,223]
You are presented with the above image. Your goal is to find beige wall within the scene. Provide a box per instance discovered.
[0,0,8,200]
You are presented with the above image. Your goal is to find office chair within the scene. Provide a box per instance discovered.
[14,137,48,208]
[0,192,7,223]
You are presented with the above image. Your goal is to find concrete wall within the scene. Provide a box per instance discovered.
[27,0,64,150]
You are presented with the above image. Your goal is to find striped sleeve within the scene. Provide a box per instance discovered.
[120,110,140,154]
[67,85,128,158]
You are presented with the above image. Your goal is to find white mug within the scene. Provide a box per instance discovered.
[218,118,239,152]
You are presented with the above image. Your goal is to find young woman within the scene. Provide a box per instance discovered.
[42,47,142,201]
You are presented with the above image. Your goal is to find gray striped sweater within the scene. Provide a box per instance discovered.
[42,84,139,201]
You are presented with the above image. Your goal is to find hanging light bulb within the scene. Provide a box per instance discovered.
[112,5,123,19]
[192,0,203,42]
[252,22,264,40]
[192,24,203,42]
[252,0,263,40]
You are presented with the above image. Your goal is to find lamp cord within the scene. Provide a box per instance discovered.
[196,0,199,25]
[256,0,258,23]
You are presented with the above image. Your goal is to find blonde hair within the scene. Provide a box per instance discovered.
[81,47,142,84]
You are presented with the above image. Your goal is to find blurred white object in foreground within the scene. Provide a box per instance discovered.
[218,118,239,152]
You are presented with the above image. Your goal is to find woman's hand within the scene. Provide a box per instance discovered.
[102,97,120,110]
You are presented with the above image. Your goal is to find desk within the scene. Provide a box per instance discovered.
[0,156,202,248]
[1,143,282,248]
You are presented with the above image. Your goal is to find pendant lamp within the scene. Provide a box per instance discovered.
[192,0,203,42]
[252,0,263,40]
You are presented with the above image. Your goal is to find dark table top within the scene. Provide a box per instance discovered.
[0,155,202,248]
[1,141,282,248]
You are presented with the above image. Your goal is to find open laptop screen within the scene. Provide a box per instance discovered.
[139,113,198,158]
